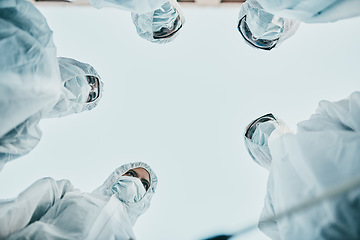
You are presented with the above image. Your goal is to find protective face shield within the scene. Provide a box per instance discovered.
[131,0,185,44]
[244,113,278,170]
[112,176,146,203]
[237,0,300,51]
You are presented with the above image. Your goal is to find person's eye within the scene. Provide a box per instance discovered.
[260,39,270,44]
[87,76,95,85]
[142,182,149,191]
[87,92,96,103]
[125,171,135,177]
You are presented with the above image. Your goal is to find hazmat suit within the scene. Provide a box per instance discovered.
[87,0,184,43]
[0,162,157,240]
[88,0,168,14]
[0,0,61,139]
[131,0,185,44]
[0,0,104,171]
[244,92,360,239]
[238,0,300,50]
[256,0,360,23]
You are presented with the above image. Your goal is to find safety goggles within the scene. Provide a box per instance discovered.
[245,113,276,139]
[238,16,279,51]
[86,75,100,103]
[153,15,182,39]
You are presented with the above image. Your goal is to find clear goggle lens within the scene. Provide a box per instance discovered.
[238,16,279,51]
[153,15,182,39]
[245,113,277,139]
[86,76,100,103]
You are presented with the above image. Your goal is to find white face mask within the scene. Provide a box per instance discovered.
[152,2,178,32]
[64,76,91,104]
[112,176,146,203]
[247,8,285,40]
[244,114,278,171]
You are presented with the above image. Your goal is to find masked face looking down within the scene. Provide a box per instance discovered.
[238,8,284,50]
[123,167,151,191]
[112,167,151,204]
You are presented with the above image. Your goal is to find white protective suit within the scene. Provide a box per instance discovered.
[256,0,360,23]
[87,0,184,44]
[246,92,360,239]
[0,162,157,240]
[131,0,185,44]
[0,0,61,139]
[0,0,104,171]
[238,0,300,50]
[88,0,168,14]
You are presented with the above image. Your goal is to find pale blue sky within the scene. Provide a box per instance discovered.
[0,4,359,240]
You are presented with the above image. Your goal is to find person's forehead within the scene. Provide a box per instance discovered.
[130,167,150,180]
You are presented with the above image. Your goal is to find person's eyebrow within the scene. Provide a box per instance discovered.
[128,169,138,177]
[142,179,150,186]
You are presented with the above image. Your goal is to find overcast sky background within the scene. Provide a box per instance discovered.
[0,3,360,240]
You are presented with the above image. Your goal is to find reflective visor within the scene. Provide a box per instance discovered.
[245,113,276,139]
[238,16,279,51]
[86,75,100,103]
[153,15,182,39]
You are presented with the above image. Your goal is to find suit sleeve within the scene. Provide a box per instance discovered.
[258,184,281,240]
[0,178,76,239]
[0,113,42,171]
[298,91,360,133]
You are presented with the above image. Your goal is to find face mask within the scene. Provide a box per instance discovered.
[152,2,180,33]
[246,8,285,40]
[112,176,146,203]
[64,76,91,104]
[251,120,277,146]
[244,114,278,170]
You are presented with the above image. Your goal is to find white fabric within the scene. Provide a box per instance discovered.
[257,0,360,23]
[44,57,104,118]
[131,0,185,44]
[244,120,279,170]
[258,185,280,240]
[93,162,158,226]
[0,162,157,239]
[112,176,146,203]
[0,0,62,138]
[0,1,104,172]
[238,0,300,49]
[0,178,135,240]
[152,1,179,32]
[88,0,167,14]
[0,1,16,8]
[246,8,285,40]
[258,92,360,239]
